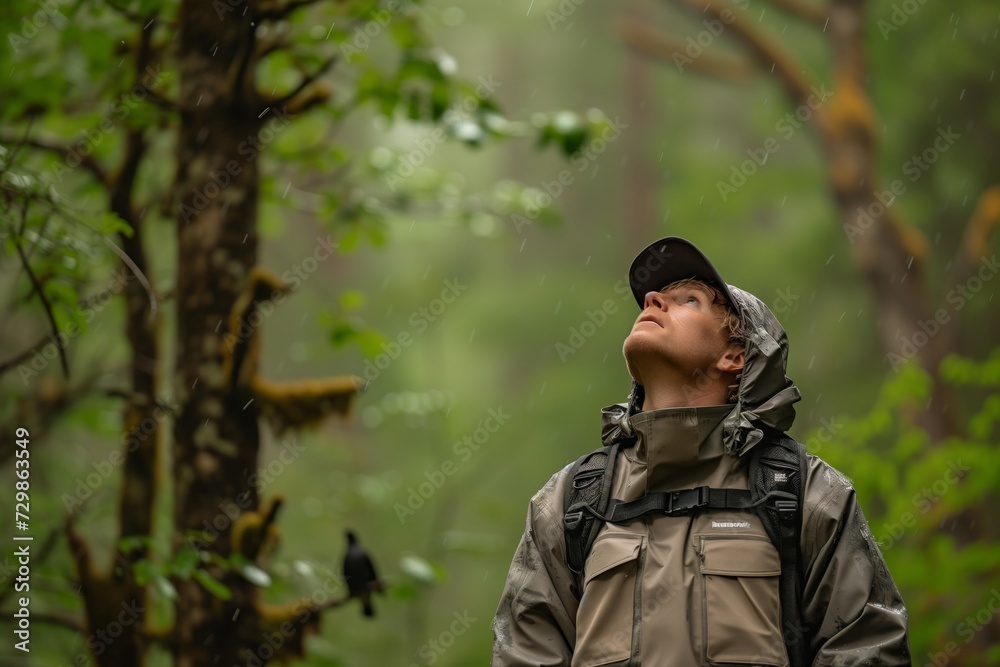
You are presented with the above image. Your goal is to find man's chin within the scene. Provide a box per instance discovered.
[622,335,658,382]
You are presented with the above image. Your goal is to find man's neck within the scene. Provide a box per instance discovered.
[638,369,732,410]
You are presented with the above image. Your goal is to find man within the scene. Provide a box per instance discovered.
[492,237,910,666]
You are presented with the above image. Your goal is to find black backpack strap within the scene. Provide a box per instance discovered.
[750,434,809,667]
[563,442,621,598]
[605,487,753,523]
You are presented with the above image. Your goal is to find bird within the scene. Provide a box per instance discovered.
[342,530,380,618]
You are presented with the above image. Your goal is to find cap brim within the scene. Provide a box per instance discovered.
[628,237,741,315]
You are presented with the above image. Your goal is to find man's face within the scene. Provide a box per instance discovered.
[622,280,741,384]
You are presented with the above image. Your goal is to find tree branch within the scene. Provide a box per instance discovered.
[266,55,337,115]
[957,184,1000,269]
[942,184,1000,352]
[672,0,817,108]
[0,334,49,378]
[620,17,755,82]
[0,134,110,187]
[12,205,70,379]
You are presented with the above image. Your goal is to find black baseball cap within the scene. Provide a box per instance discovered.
[628,237,742,316]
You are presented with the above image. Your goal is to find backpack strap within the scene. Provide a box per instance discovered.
[563,442,621,598]
[749,434,809,667]
[605,487,753,522]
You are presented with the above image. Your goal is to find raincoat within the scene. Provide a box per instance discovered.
[492,286,910,666]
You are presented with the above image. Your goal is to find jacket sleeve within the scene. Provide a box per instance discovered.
[492,469,578,667]
[801,458,912,666]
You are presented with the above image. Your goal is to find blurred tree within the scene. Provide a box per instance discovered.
[0,0,609,664]
[622,0,998,443]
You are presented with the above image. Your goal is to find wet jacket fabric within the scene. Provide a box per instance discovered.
[492,287,911,666]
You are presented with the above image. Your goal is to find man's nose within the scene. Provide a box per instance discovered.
[643,291,667,310]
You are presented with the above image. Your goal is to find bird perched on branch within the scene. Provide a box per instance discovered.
[342,530,381,618]
[220,266,365,434]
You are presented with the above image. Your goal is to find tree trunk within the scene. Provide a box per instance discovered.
[821,1,957,441]
[173,1,265,664]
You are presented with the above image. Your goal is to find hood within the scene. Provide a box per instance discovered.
[602,285,801,457]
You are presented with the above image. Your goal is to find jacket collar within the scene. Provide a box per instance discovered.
[604,403,733,493]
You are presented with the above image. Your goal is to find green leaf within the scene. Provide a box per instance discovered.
[193,569,232,600]
[99,211,134,238]
[400,554,445,584]
[170,543,202,578]
[338,290,366,310]
[132,559,155,586]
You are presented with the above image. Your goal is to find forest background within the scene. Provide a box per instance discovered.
[1,0,999,665]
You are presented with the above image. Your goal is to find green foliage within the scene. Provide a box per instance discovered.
[809,354,1000,660]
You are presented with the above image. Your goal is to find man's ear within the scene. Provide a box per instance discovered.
[716,344,745,374]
